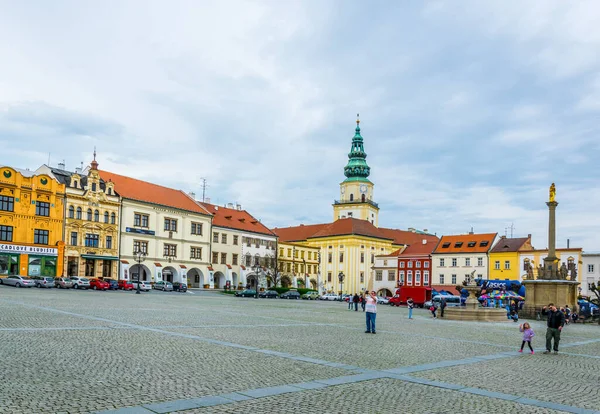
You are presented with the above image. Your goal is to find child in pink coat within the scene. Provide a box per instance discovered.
[519,322,535,354]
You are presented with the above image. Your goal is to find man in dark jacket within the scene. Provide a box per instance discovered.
[542,303,565,354]
[353,293,360,311]
[440,297,447,318]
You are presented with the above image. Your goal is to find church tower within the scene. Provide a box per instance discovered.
[333,115,379,226]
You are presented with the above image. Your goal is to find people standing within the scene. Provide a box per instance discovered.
[564,305,571,324]
[542,303,565,354]
[440,297,447,318]
[353,293,359,311]
[365,291,377,334]
[348,293,353,310]
[519,322,535,354]
[407,297,414,319]
[361,292,367,312]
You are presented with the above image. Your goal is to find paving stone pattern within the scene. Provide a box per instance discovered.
[0,286,599,414]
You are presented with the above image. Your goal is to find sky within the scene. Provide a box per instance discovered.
[1,0,599,250]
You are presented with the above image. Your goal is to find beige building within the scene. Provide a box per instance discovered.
[277,241,320,288]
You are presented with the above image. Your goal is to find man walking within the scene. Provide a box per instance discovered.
[440,297,447,318]
[365,291,377,334]
[348,293,353,310]
[542,303,565,354]
[407,297,414,319]
[353,293,359,311]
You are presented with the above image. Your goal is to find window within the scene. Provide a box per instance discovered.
[407,270,413,285]
[106,236,112,249]
[371,254,374,264]
[212,252,219,264]
[339,252,344,263]
[451,258,457,267]
[454,242,463,248]
[400,261,405,268]
[246,237,251,247]
[0,225,13,242]
[73,180,78,188]
[0,195,14,212]
[588,264,595,273]
[399,271,405,285]
[255,239,260,248]
[375,270,383,281]
[287,263,291,272]
[328,252,332,263]
[424,261,430,268]
[294,249,298,258]
[494,261,500,270]
[477,257,483,267]
[189,222,201,235]
[233,235,238,245]
[70,232,77,246]
[104,212,109,223]
[254,254,260,266]
[416,261,421,268]
[504,260,510,270]
[451,274,457,284]
[232,254,238,265]
[164,244,177,257]
[350,194,354,201]
[221,253,227,264]
[415,271,421,285]
[91,182,97,192]
[383,259,388,266]
[440,258,445,267]
[465,258,471,266]
[327,272,332,282]
[308,252,312,260]
[133,240,148,254]
[76,207,82,220]
[134,213,149,227]
[439,274,445,284]
[213,232,219,243]
[190,247,202,260]
[408,261,413,268]
[388,270,396,281]
[467,241,476,247]
[301,251,305,259]
[424,271,430,285]
[68,205,74,218]
[94,210,99,222]
[102,260,111,278]
[221,233,227,244]
[85,234,99,248]
[87,209,92,221]
[164,218,177,232]
[360,272,364,283]
[442,242,450,248]
[36,201,50,217]
[245,254,251,267]
[111,213,116,224]
[480,241,489,247]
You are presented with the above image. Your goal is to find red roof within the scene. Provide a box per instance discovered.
[398,240,437,256]
[199,202,275,236]
[378,227,439,246]
[433,233,498,254]
[99,171,211,216]
[272,223,329,242]
[311,218,389,240]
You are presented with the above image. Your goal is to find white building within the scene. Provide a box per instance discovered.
[581,252,600,296]
[371,251,399,297]
[99,171,212,286]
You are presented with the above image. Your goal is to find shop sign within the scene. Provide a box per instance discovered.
[125,227,156,236]
[0,243,58,256]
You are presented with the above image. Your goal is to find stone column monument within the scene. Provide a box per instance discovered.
[543,183,559,279]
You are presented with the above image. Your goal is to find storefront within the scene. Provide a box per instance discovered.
[0,243,63,277]
[28,256,57,277]
[0,253,19,276]
[80,254,119,279]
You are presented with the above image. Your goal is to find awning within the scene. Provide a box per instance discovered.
[81,255,119,261]
[240,265,246,270]
[179,264,187,269]
[208,266,214,271]
[226,264,232,269]
[121,260,129,264]
[154,262,162,267]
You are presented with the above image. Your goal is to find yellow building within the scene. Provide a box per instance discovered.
[519,248,583,282]
[277,241,320,288]
[273,118,437,295]
[488,235,534,280]
[41,154,121,279]
[0,165,65,277]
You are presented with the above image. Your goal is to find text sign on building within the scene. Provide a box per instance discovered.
[125,227,156,236]
[0,244,58,256]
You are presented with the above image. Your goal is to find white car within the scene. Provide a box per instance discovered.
[0,275,36,288]
[70,276,91,289]
[377,296,390,304]
[131,280,151,292]
[320,293,339,301]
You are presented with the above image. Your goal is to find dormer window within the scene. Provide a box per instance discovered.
[73,180,78,188]
[442,242,451,248]
[480,241,489,247]
[91,183,97,192]
[467,241,476,247]
[107,188,112,195]
[454,242,463,248]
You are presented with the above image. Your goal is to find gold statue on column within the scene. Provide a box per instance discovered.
[549,183,556,202]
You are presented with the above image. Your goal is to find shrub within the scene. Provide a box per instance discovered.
[273,287,290,295]
[297,288,318,295]
[222,290,236,295]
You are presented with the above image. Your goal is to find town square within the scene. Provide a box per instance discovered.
[1,1,600,413]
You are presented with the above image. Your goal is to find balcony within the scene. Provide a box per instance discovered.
[334,199,379,208]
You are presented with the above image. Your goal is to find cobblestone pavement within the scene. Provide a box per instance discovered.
[0,286,599,414]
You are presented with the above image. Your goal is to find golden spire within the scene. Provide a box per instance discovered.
[356,113,360,125]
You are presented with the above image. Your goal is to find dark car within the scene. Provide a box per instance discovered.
[102,279,119,290]
[235,289,257,297]
[259,290,279,298]
[280,291,301,299]
[172,282,188,292]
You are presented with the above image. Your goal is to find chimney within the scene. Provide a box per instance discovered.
[528,234,531,239]
[501,235,506,239]
[214,206,219,210]
[567,239,570,248]
[236,204,242,210]
[408,227,415,232]
[189,191,196,199]
[205,197,211,204]
[227,203,233,209]
[422,239,427,245]
[469,227,474,235]
[58,161,65,170]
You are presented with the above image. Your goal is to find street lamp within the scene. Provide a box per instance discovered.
[253,261,261,299]
[302,258,307,288]
[338,271,345,301]
[134,249,147,295]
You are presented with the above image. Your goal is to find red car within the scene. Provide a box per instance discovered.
[118,279,134,290]
[89,278,110,291]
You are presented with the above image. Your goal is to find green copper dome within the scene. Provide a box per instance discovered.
[343,116,371,183]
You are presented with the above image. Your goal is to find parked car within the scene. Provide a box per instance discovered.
[102,278,119,290]
[172,282,187,292]
[118,279,134,290]
[235,289,257,297]
[280,291,301,299]
[154,281,174,291]
[31,276,55,288]
[424,295,462,309]
[0,275,36,288]
[89,278,110,291]
[340,294,351,302]
[377,296,390,305]
[301,291,320,300]
[259,290,279,298]
[131,280,151,292]
[55,277,73,289]
[70,277,91,289]
[320,293,339,301]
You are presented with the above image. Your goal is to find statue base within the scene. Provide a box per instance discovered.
[521,280,579,319]
[443,284,507,322]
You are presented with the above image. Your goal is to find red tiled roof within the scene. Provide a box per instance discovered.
[199,202,275,237]
[310,218,389,240]
[98,170,211,216]
[398,240,437,256]
[433,233,498,254]
[490,237,532,253]
[272,223,329,242]
[378,228,439,246]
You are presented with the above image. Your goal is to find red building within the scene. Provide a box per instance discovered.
[397,238,436,287]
